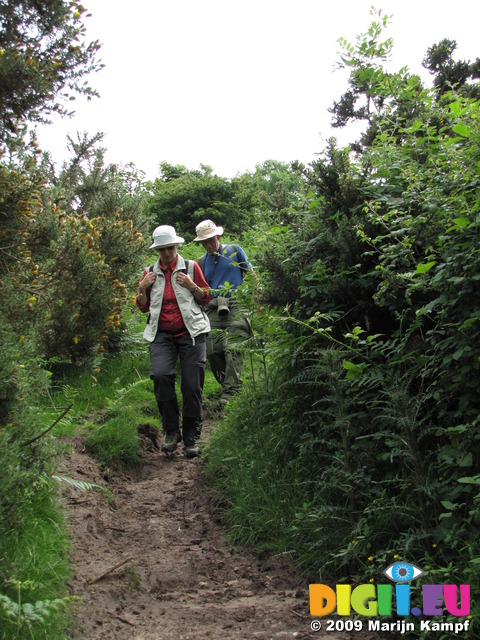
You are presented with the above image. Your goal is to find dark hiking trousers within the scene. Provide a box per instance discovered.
[150,331,206,434]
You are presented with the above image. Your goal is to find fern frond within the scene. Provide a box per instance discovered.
[51,475,99,491]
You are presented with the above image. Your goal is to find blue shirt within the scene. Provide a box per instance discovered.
[200,243,252,297]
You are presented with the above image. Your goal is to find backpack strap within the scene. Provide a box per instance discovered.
[231,244,248,277]
[179,259,194,278]
[225,244,247,278]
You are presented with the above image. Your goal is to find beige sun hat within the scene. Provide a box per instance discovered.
[149,225,184,249]
[194,219,224,242]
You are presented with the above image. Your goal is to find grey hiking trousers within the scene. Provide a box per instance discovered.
[205,303,251,400]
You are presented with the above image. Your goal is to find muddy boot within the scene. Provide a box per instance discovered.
[182,417,201,458]
[161,427,182,453]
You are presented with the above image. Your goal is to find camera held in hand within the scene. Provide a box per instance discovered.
[216,296,230,318]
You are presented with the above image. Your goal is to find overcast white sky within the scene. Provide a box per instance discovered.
[36,0,479,180]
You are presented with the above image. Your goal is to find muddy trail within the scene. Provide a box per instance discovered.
[60,412,383,640]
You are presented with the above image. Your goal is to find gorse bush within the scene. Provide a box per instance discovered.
[0,142,150,634]
[0,3,156,637]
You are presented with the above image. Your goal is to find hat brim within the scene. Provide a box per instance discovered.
[149,235,184,249]
[194,226,223,242]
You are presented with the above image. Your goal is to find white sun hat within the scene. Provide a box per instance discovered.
[149,225,185,249]
[194,219,224,242]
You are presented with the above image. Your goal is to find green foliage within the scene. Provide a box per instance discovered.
[249,159,305,217]
[0,6,150,635]
[204,13,480,630]
[0,579,78,639]
[0,317,53,438]
[1,135,148,367]
[423,39,480,99]
[0,0,103,143]
[0,425,72,639]
[0,320,29,425]
[204,384,306,552]
[329,8,480,153]
[51,474,99,491]
[85,411,141,468]
[2,3,480,636]
[143,162,259,241]
[329,8,399,146]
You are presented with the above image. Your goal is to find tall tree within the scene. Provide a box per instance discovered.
[422,38,480,99]
[144,162,257,241]
[328,9,399,148]
[0,0,103,143]
[250,159,305,216]
[328,10,480,151]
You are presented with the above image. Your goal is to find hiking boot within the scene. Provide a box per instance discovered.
[161,430,181,453]
[184,444,200,459]
[182,416,201,458]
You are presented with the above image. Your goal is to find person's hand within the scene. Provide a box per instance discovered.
[176,271,194,291]
[139,270,156,292]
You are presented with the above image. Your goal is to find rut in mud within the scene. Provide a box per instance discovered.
[60,414,382,640]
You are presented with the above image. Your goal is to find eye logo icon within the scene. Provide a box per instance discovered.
[384,562,423,583]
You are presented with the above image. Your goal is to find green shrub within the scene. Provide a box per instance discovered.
[85,411,141,468]
[0,429,71,639]
[203,78,480,631]
[204,383,307,552]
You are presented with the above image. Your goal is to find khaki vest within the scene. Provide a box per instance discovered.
[143,255,210,342]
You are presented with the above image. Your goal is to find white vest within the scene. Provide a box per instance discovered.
[143,255,210,342]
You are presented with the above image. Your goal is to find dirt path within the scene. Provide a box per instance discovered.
[60,414,382,640]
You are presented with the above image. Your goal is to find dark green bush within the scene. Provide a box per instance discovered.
[204,24,480,630]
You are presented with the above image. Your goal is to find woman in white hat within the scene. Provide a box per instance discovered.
[136,225,211,458]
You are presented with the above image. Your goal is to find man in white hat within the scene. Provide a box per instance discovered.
[136,225,211,457]
[194,219,254,405]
